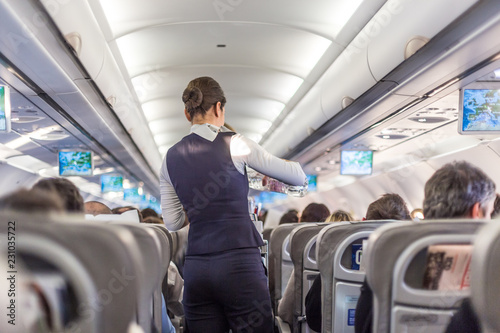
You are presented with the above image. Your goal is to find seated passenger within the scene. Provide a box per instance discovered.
[492,193,500,219]
[112,206,143,222]
[32,178,84,213]
[277,203,331,327]
[141,207,159,219]
[279,209,299,225]
[325,209,354,223]
[0,188,64,214]
[353,193,411,333]
[84,201,112,215]
[418,161,495,333]
[303,210,354,331]
[300,202,330,222]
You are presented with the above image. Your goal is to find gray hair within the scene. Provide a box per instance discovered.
[423,161,496,219]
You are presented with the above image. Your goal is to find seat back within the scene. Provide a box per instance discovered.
[471,221,500,332]
[288,223,330,333]
[269,223,300,310]
[110,223,163,333]
[144,224,173,332]
[364,220,485,333]
[317,221,391,333]
[0,211,141,333]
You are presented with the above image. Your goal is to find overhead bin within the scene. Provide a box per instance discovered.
[367,0,477,83]
[40,0,105,80]
[264,86,328,156]
[320,45,376,120]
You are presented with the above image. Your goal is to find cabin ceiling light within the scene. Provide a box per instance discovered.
[5,126,56,149]
[93,167,116,175]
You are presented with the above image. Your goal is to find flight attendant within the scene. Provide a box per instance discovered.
[160,76,306,332]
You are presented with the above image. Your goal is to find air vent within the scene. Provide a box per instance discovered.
[408,117,449,124]
[11,116,44,123]
[376,134,409,140]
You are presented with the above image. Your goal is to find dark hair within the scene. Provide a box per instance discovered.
[279,209,299,225]
[142,216,164,224]
[32,178,84,213]
[182,77,226,119]
[112,206,143,222]
[0,188,64,213]
[300,203,330,222]
[84,201,112,215]
[141,208,159,219]
[423,161,496,219]
[493,194,500,219]
[366,193,410,221]
[326,209,354,222]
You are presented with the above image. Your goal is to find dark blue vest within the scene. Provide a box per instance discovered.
[166,131,264,255]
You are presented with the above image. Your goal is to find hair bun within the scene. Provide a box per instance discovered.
[182,87,203,110]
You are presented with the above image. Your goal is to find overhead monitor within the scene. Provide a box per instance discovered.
[101,175,123,193]
[58,151,93,176]
[0,85,12,132]
[459,82,500,134]
[123,188,145,204]
[307,174,317,192]
[340,150,373,175]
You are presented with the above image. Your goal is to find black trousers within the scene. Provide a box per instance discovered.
[183,247,273,333]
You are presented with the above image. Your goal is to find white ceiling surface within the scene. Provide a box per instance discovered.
[91,0,385,155]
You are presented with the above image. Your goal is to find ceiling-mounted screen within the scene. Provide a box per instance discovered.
[307,175,317,192]
[340,150,373,175]
[459,82,500,134]
[123,188,145,204]
[0,85,12,132]
[101,175,123,193]
[58,151,93,176]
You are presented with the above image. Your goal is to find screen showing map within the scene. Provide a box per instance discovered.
[461,89,500,132]
[58,151,93,176]
[307,175,317,192]
[123,188,145,203]
[101,175,123,193]
[340,150,373,175]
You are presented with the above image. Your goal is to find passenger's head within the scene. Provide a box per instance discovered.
[0,188,64,214]
[141,208,158,219]
[493,194,500,219]
[142,216,163,224]
[32,178,84,213]
[423,161,496,219]
[112,206,143,222]
[84,201,112,216]
[279,209,299,225]
[300,203,330,222]
[365,193,410,221]
[325,209,354,222]
[182,77,226,126]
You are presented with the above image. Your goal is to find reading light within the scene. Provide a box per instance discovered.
[418,118,427,122]
[382,135,390,139]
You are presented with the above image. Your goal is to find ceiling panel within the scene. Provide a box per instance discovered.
[117,23,333,78]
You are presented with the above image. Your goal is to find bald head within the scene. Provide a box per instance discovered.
[84,201,112,216]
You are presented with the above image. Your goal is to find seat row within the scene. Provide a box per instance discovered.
[268,219,500,333]
[0,210,177,333]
